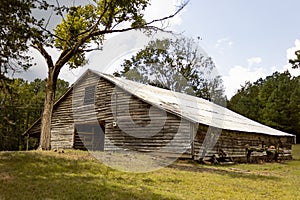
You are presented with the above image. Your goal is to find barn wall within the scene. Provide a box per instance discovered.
[93,78,192,154]
[71,72,103,149]
[50,71,100,149]
[50,90,75,149]
[194,125,294,160]
[26,72,192,153]
[53,72,192,154]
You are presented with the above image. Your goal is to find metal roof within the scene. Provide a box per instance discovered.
[91,70,293,137]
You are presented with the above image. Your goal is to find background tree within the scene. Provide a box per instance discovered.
[228,71,300,143]
[114,37,226,105]
[0,0,49,77]
[0,78,69,151]
[228,79,264,122]
[3,0,187,150]
[289,50,300,69]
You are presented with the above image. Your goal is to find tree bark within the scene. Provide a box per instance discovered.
[39,68,57,150]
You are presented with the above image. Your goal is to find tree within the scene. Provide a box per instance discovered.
[114,37,226,105]
[11,0,187,150]
[228,71,300,143]
[0,0,48,77]
[228,79,264,122]
[289,82,300,137]
[289,50,300,69]
[261,72,299,134]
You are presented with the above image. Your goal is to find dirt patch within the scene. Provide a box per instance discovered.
[0,172,13,181]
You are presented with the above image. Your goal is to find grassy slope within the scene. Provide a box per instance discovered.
[0,145,300,200]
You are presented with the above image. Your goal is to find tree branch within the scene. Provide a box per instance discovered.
[145,0,189,26]
[36,24,67,42]
[31,42,54,69]
[90,0,189,38]
[89,25,169,39]
[44,11,53,29]
[55,0,66,22]
[53,0,109,72]
[80,47,103,52]
[78,0,109,36]
[53,0,189,75]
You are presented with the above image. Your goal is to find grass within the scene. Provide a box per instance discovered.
[0,146,300,200]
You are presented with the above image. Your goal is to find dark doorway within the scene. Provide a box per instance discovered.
[74,122,105,151]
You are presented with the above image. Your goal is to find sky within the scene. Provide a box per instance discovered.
[17,0,300,99]
[175,0,300,97]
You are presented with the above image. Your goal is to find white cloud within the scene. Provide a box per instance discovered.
[281,63,300,77]
[215,38,233,48]
[215,38,233,56]
[283,39,300,77]
[286,39,300,60]
[222,56,265,98]
[247,57,262,67]
[223,65,268,99]
[224,39,300,99]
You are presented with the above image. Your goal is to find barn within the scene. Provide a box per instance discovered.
[24,69,295,162]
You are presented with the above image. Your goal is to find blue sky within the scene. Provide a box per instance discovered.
[18,0,300,98]
[178,0,300,64]
[174,0,300,97]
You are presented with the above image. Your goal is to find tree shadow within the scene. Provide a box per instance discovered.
[0,151,177,200]
[167,161,282,181]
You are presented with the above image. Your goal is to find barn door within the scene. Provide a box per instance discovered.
[74,122,105,151]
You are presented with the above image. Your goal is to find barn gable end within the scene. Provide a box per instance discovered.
[26,70,192,155]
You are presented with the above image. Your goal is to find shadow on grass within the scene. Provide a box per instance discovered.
[0,151,177,200]
[168,161,281,181]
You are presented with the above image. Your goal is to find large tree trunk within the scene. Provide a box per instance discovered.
[39,69,57,150]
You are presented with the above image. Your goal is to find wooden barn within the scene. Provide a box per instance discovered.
[24,69,295,162]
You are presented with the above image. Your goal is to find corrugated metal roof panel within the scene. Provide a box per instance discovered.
[92,70,293,137]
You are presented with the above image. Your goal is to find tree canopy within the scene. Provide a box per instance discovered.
[114,37,227,105]
[0,0,55,77]
[1,0,35,76]
[0,0,188,149]
[228,71,300,142]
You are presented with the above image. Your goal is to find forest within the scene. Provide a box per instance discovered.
[228,71,300,143]
[0,78,69,150]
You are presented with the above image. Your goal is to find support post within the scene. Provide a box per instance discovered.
[26,135,29,151]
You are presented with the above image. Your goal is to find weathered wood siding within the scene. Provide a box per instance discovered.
[194,124,294,160]
[50,90,74,149]
[53,71,192,154]
[72,72,99,125]
[93,77,192,154]
[72,71,103,150]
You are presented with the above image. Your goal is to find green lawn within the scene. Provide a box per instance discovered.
[1,145,300,200]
